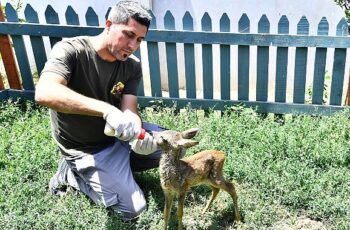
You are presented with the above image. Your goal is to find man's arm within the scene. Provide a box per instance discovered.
[35,72,114,117]
[36,72,142,140]
[120,94,142,128]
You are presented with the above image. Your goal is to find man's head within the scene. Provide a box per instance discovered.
[108,0,151,30]
[103,0,152,61]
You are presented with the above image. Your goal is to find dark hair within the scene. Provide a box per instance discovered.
[108,0,151,29]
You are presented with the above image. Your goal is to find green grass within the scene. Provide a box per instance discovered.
[1,100,350,229]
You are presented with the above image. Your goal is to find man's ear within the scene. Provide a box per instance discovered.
[106,20,113,30]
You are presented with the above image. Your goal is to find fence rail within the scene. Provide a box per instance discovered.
[1,23,350,48]
[0,3,349,115]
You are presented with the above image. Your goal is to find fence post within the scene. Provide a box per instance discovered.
[0,2,21,90]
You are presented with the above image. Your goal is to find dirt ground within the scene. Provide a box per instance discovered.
[273,216,326,230]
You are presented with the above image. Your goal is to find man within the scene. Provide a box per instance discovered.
[35,0,160,221]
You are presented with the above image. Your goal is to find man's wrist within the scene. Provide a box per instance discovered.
[103,106,121,120]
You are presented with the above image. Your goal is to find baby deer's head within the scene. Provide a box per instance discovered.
[152,128,200,151]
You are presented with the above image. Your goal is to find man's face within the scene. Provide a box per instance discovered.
[106,18,147,61]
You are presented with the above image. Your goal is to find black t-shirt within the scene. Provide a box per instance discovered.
[41,36,142,159]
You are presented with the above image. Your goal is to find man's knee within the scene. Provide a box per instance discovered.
[124,201,147,220]
[109,198,147,221]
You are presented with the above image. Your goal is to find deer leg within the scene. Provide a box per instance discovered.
[177,192,186,230]
[202,186,220,214]
[163,191,175,230]
[221,181,240,222]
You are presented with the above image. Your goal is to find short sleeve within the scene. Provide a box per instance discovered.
[40,40,77,83]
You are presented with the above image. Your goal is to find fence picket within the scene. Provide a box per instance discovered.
[256,15,270,102]
[238,14,250,100]
[5,3,34,91]
[45,5,62,47]
[134,47,144,96]
[66,6,80,25]
[220,13,230,100]
[132,34,142,96]
[293,16,309,104]
[331,18,348,105]
[164,11,179,98]
[336,17,348,36]
[86,7,99,26]
[105,7,111,21]
[24,4,47,74]
[275,15,289,103]
[146,12,162,98]
[201,12,213,99]
[183,12,196,99]
[133,47,143,96]
[312,17,328,105]
[331,49,346,105]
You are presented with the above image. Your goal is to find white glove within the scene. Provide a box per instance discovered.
[130,132,158,155]
[103,108,140,141]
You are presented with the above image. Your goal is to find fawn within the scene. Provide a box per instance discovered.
[152,128,241,230]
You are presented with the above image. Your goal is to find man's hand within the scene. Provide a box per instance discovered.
[103,108,140,141]
[130,132,158,155]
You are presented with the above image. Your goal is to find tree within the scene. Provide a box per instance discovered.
[334,0,350,22]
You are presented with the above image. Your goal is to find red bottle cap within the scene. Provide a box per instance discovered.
[138,128,146,140]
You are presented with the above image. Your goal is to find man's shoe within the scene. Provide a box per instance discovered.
[49,157,69,196]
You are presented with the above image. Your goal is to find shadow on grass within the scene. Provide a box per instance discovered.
[187,187,242,230]
[104,169,164,230]
[209,206,242,230]
[76,167,240,229]
[149,184,240,230]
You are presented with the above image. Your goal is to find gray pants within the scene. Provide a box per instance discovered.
[49,123,164,221]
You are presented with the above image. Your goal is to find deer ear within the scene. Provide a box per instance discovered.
[181,128,200,139]
[178,139,199,148]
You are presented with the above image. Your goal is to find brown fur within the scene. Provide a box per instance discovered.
[152,128,240,230]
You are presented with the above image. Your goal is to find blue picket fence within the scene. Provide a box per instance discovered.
[0,3,350,115]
